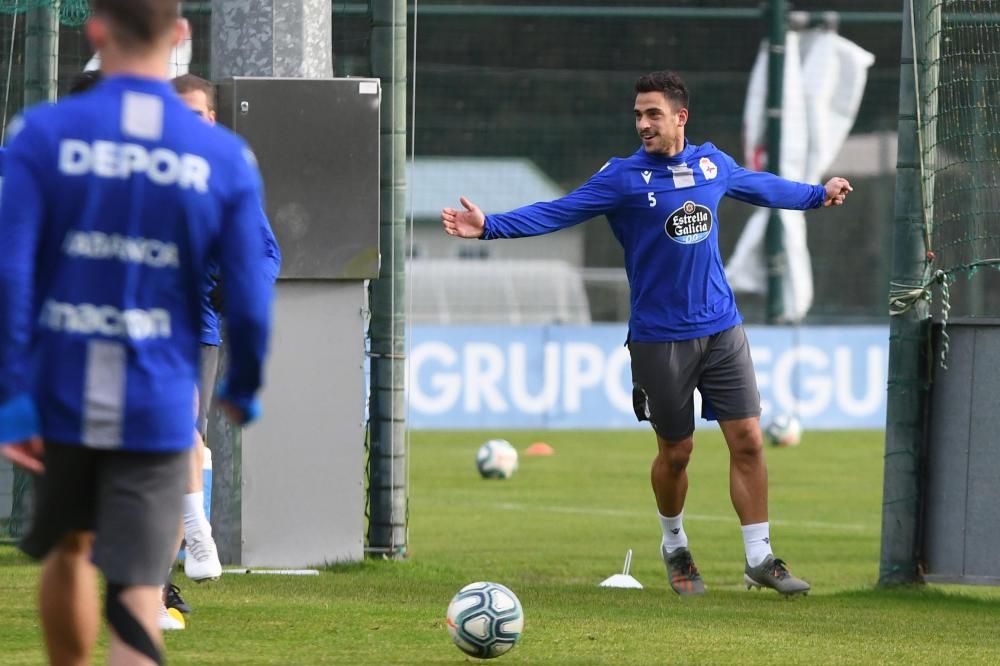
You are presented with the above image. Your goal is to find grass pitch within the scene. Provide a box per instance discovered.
[3,429,1000,664]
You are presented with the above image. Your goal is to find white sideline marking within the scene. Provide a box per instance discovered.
[222,569,320,576]
[490,502,876,533]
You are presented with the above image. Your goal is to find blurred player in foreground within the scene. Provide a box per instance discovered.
[442,70,851,598]
[0,0,273,663]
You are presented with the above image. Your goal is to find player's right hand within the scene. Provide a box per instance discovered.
[442,196,486,238]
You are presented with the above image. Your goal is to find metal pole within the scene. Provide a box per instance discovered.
[765,0,786,323]
[367,0,408,558]
[23,2,58,106]
[879,0,931,587]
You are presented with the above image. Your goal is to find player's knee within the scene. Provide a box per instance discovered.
[668,457,690,476]
[656,436,693,472]
[105,583,163,666]
[727,424,764,461]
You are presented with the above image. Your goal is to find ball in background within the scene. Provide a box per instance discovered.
[476,439,519,479]
[446,581,524,659]
[765,414,803,447]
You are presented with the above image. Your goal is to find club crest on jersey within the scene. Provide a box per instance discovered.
[665,201,713,244]
[699,157,718,180]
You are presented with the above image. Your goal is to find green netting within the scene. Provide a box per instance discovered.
[912,0,1000,316]
[0,1,90,27]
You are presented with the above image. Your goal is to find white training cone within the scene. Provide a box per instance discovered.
[599,549,643,589]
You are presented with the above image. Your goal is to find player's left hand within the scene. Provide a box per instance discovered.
[1,436,44,474]
[823,177,853,207]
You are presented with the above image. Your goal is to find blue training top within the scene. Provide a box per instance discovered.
[199,200,281,347]
[483,141,826,342]
[0,75,273,452]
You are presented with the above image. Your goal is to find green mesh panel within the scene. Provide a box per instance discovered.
[0,1,91,27]
[915,1,1000,286]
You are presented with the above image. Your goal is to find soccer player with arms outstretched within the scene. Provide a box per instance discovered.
[442,70,851,597]
[0,1,272,663]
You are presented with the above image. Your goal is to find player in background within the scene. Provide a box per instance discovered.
[163,72,281,618]
[0,1,273,663]
[442,70,851,598]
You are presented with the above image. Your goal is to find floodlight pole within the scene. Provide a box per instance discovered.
[764,0,786,323]
[367,0,409,559]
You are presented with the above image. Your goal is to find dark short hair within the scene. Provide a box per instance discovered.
[635,70,689,110]
[89,0,179,50]
[172,74,215,112]
[68,69,103,95]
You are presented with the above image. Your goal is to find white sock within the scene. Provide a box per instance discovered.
[183,492,207,534]
[742,521,773,567]
[659,511,688,553]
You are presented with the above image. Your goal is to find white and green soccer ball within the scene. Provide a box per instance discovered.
[765,414,803,447]
[446,581,524,659]
[476,439,518,479]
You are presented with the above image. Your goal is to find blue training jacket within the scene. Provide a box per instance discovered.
[199,201,280,347]
[483,141,826,342]
[0,75,273,452]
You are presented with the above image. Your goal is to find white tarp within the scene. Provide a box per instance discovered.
[725,30,875,321]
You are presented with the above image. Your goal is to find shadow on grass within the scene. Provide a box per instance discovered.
[830,583,1000,607]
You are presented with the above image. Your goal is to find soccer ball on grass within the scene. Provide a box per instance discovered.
[476,439,518,479]
[765,414,802,447]
[446,581,524,659]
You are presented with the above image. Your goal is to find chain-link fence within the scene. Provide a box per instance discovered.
[394,1,903,323]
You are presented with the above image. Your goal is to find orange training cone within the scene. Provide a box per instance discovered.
[524,442,554,456]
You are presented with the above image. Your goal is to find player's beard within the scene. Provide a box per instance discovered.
[640,132,666,155]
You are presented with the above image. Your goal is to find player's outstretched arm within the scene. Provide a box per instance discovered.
[442,196,486,239]
[823,177,853,207]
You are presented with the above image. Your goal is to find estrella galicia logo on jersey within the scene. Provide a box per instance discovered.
[665,201,713,244]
